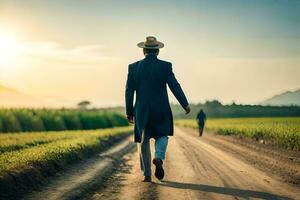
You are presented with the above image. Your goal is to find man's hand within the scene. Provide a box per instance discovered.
[127,115,134,124]
[185,105,191,114]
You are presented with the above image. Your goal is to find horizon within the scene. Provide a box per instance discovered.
[1,83,299,108]
[0,0,300,107]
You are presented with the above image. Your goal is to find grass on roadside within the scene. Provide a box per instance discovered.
[0,126,132,177]
[176,118,300,150]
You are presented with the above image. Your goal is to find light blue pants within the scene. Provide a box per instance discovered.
[139,133,168,177]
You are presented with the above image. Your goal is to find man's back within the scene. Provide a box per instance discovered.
[131,55,172,109]
[125,36,189,143]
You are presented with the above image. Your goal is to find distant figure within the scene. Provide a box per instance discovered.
[125,36,190,182]
[196,109,206,136]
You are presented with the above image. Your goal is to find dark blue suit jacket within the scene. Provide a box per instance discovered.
[125,54,189,142]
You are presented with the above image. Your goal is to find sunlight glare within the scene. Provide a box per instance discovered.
[0,28,22,67]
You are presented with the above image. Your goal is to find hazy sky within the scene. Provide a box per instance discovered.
[0,0,299,107]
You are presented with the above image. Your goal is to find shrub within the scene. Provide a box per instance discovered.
[0,110,22,132]
[13,109,45,132]
[79,112,110,129]
[0,118,3,132]
[107,113,129,127]
[61,112,82,130]
[35,110,67,131]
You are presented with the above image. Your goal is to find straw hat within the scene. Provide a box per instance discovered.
[137,36,164,49]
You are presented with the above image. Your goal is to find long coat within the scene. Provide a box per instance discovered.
[125,54,189,143]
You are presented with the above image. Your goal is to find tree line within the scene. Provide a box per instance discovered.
[171,100,300,119]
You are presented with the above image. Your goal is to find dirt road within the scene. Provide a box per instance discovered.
[87,127,299,200]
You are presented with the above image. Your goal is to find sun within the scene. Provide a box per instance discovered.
[0,28,22,67]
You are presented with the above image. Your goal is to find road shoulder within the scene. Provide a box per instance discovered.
[24,135,135,200]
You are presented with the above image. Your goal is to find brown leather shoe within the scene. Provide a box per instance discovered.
[142,176,152,182]
[152,158,164,180]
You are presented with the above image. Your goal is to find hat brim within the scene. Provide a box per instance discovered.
[137,41,164,49]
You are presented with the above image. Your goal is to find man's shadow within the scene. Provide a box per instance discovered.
[156,180,293,200]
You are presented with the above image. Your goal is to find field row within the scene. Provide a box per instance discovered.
[0,108,128,133]
[176,117,300,150]
[0,126,132,177]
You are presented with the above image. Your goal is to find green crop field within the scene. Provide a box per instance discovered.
[0,126,132,177]
[0,108,128,133]
[176,118,300,150]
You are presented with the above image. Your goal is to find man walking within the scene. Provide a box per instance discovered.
[125,36,190,182]
[196,109,206,137]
